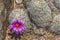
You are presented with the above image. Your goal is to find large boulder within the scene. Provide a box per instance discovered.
[26,0,52,27]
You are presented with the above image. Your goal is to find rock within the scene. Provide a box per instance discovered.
[50,15,60,34]
[9,8,32,29]
[54,0,60,9]
[26,0,52,27]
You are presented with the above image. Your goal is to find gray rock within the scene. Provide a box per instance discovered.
[54,0,60,9]
[50,15,60,34]
[26,0,52,27]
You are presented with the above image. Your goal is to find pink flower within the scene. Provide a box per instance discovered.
[8,18,26,34]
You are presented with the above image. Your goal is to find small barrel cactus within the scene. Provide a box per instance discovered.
[9,8,32,34]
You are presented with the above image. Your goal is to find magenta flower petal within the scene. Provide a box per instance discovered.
[12,27,19,34]
[14,28,19,34]
[19,26,24,32]
[12,29,15,33]
[8,25,13,29]
[15,31,19,34]
[17,18,25,24]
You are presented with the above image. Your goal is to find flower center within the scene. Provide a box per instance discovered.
[16,23,19,27]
